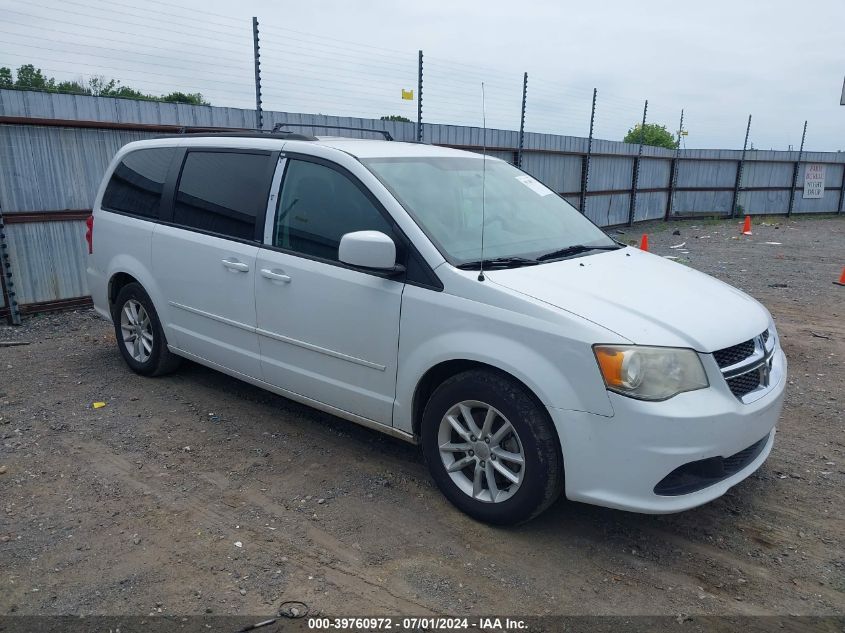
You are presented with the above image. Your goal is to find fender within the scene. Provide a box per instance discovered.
[393,283,619,434]
[105,253,170,336]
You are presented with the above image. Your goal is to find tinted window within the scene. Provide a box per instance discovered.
[173,151,272,240]
[274,159,393,260]
[102,148,175,218]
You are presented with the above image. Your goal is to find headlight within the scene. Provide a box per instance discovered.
[593,345,709,401]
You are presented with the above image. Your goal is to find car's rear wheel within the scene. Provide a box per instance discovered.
[112,282,181,376]
[421,369,564,525]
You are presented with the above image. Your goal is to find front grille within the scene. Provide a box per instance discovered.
[727,371,762,398]
[714,339,755,368]
[713,329,774,403]
[654,435,769,496]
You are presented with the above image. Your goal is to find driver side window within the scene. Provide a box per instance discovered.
[274,159,393,261]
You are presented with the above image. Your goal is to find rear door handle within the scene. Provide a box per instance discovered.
[222,258,250,272]
[260,268,291,283]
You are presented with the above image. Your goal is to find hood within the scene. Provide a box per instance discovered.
[486,247,769,352]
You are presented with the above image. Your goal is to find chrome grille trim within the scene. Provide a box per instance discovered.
[715,329,777,403]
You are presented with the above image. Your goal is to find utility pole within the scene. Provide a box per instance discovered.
[517,72,527,168]
[252,17,263,130]
[731,114,752,219]
[628,99,648,226]
[417,50,423,142]
[580,88,597,214]
[665,108,684,220]
[0,208,21,325]
[787,120,807,217]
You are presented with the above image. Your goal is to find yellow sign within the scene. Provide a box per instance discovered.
[401,89,414,100]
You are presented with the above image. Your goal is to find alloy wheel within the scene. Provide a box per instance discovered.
[119,299,153,363]
[437,400,526,503]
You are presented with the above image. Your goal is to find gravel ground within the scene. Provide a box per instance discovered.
[0,215,843,619]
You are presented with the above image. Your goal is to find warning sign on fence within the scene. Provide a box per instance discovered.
[803,164,825,199]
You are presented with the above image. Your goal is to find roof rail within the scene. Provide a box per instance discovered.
[172,126,316,141]
[272,122,393,141]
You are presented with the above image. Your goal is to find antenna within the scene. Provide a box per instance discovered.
[478,82,487,282]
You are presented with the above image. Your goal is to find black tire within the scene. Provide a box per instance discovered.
[111,282,181,377]
[421,369,564,525]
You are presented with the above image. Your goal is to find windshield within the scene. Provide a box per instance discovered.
[362,156,617,265]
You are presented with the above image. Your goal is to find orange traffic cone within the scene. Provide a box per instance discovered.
[741,216,752,235]
[834,267,845,287]
[639,234,649,252]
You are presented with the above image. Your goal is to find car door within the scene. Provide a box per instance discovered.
[152,148,278,378]
[255,155,404,425]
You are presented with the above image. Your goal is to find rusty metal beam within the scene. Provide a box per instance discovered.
[2,210,91,223]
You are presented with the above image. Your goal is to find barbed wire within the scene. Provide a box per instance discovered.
[0,2,770,148]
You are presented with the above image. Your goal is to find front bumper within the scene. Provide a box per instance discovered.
[549,348,786,513]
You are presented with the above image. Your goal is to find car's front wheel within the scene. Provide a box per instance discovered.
[421,369,564,525]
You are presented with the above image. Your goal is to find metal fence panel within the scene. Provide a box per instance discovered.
[676,159,736,188]
[742,161,793,189]
[674,190,734,215]
[739,189,790,216]
[633,192,669,222]
[0,125,155,213]
[520,152,581,193]
[2,89,845,316]
[586,193,632,226]
[4,220,89,305]
[589,156,634,191]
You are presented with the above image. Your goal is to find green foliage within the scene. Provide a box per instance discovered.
[54,79,89,95]
[1,64,211,105]
[0,67,13,89]
[380,115,412,122]
[161,91,210,106]
[14,64,54,90]
[623,122,677,149]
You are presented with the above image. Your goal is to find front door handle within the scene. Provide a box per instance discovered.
[260,268,291,283]
[222,258,250,273]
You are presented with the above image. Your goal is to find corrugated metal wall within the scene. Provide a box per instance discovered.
[1,89,843,317]
[4,220,89,305]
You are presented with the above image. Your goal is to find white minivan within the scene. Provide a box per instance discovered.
[87,131,786,524]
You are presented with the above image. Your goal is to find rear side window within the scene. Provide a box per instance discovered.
[173,151,272,240]
[102,148,176,218]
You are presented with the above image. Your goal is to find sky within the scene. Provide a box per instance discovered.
[1,0,843,150]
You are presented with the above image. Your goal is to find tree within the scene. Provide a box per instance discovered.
[14,64,54,91]
[623,123,677,149]
[0,63,213,106]
[380,115,411,122]
[55,79,90,95]
[161,91,210,106]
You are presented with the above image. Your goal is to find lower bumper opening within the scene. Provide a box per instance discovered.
[653,435,769,496]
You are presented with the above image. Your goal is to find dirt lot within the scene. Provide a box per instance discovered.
[1,215,843,619]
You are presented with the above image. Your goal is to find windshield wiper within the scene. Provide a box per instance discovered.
[456,256,540,270]
[535,244,621,262]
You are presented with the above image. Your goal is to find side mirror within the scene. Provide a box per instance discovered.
[338,231,404,274]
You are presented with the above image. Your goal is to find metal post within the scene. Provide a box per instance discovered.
[665,108,684,220]
[838,164,845,215]
[731,114,752,219]
[580,88,597,214]
[417,50,423,142]
[517,72,527,168]
[787,120,807,217]
[628,99,648,226]
[252,17,263,131]
[0,207,21,325]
